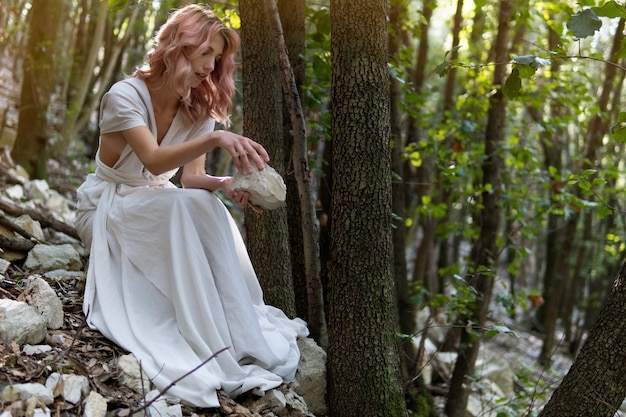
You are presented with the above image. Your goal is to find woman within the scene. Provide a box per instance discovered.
[75,4,308,408]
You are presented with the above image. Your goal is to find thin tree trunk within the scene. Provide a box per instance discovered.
[239,0,296,318]
[263,0,327,346]
[389,0,416,378]
[277,0,309,323]
[12,0,66,179]
[444,0,514,415]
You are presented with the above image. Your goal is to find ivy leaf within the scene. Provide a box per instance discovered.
[567,9,602,39]
[503,68,521,99]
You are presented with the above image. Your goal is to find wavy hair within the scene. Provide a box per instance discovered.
[134,5,239,125]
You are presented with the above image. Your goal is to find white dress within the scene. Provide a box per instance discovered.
[74,77,308,408]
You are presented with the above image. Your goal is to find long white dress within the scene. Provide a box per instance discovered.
[74,77,308,408]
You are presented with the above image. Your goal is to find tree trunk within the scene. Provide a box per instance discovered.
[239,0,296,318]
[327,0,407,415]
[444,0,514,415]
[263,0,327,346]
[12,0,65,179]
[389,0,416,377]
[277,0,309,322]
[539,260,626,417]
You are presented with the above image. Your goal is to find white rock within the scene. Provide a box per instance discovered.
[0,258,10,276]
[83,391,107,417]
[114,354,151,391]
[24,180,49,202]
[45,373,90,404]
[252,389,287,414]
[282,389,312,417]
[141,391,183,417]
[19,276,64,329]
[24,244,82,273]
[231,163,286,210]
[14,215,44,241]
[294,337,327,416]
[43,269,85,281]
[1,383,54,405]
[22,344,53,355]
[0,299,47,345]
[5,185,23,200]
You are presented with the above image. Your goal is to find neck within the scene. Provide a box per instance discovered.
[146,79,180,113]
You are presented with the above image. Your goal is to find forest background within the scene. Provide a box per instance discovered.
[3,0,626,416]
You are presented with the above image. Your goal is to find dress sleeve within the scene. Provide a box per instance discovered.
[99,80,149,135]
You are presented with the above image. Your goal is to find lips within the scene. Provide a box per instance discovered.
[196,73,208,80]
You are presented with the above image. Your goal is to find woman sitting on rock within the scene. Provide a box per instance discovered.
[74,4,308,408]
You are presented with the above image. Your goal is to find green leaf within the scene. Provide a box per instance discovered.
[108,0,127,11]
[485,323,517,339]
[503,68,522,98]
[517,64,537,78]
[598,206,613,218]
[567,9,602,39]
[593,1,626,18]
[434,60,452,77]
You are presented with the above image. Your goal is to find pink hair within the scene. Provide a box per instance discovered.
[135,5,239,125]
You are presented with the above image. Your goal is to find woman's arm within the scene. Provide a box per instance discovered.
[181,154,262,212]
[120,127,269,176]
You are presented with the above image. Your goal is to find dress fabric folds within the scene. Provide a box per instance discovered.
[74,78,308,408]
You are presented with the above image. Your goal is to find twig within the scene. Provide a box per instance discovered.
[130,346,231,414]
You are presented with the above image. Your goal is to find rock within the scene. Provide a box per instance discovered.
[0,258,10,277]
[14,215,44,241]
[24,243,82,273]
[231,164,286,210]
[1,383,54,405]
[22,344,53,355]
[294,337,327,416]
[0,299,47,345]
[24,180,49,202]
[250,389,287,415]
[18,276,64,329]
[140,391,183,417]
[83,391,107,417]
[113,354,152,391]
[281,390,313,417]
[43,269,85,281]
[45,373,90,404]
[5,184,23,200]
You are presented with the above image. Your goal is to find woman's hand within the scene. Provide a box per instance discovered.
[220,177,264,213]
[212,130,270,174]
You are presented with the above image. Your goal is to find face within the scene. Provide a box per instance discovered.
[189,34,225,87]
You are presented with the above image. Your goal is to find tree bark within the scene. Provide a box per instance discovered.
[12,0,65,179]
[277,0,309,323]
[327,0,407,415]
[263,0,327,345]
[444,0,514,415]
[539,260,626,417]
[239,0,296,318]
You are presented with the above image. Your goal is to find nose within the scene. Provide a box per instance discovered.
[204,57,215,73]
